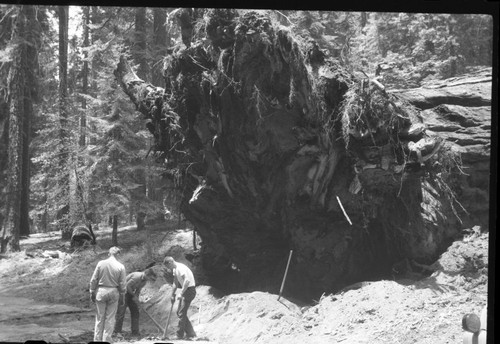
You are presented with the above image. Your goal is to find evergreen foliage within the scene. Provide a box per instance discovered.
[0,6,494,241]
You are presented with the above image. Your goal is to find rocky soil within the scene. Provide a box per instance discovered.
[0,223,490,344]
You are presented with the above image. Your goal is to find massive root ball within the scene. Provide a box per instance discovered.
[115,10,489,301]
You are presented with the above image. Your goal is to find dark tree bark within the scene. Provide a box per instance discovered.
[115,10,490,300]
[58,5,71,240]
[152,7,167,87]
[136,211,146,231]
[2,5,38,251]
[112,215,118,246]
[79,6,90,148]
[360,12,368,28]
[133,7,149,81]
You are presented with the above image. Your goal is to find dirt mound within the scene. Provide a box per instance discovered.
[0,225,489,344]
[158,232,487,344]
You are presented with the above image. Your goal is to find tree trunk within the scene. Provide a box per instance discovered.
[112,215,118,246]
[152,8,167,87]
[80,6,90,148]
[19,5,37,238]
[136,211,146,231]
[133,7,149,81]
[2,5,37,252]
[58,5,71,240]
[115,10,490,301]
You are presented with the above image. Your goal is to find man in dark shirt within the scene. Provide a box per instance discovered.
[114,267,157,337]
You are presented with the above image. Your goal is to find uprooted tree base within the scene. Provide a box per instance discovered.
[115,9,491,301]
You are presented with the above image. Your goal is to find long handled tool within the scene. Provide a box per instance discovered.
[137,301,164,333]
[162,297,176,339]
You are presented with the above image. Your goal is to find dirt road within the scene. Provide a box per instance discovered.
[0,293,94,343]
[0,292,217,344]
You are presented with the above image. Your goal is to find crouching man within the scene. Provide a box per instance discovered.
[162,256,196,340]
[114,267,158,337]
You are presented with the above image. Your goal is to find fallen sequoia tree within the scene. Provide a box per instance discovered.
[115,9,491,301]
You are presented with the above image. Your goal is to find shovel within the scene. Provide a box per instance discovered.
[162,297,177,339]
[136,301,164,333]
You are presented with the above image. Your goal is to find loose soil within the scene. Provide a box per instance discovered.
[0,223,490,344]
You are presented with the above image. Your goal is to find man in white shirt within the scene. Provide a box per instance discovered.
[89,246,127,342]
[163,256,197,339]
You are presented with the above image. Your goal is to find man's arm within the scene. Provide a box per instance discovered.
[171,269,178,302]
[180,278,190,297]
[118,267,127,294]
[89,263,101,302]
[89,263,101,293]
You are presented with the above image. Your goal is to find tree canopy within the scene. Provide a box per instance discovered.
[0,6,493,261]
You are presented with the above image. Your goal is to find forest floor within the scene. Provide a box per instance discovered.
[0,222,490,344]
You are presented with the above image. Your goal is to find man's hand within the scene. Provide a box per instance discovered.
[90,291,96,303]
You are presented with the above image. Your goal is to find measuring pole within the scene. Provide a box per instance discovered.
[278,250,293,301]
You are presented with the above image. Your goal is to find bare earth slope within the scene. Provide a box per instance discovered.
[0,225,489,344]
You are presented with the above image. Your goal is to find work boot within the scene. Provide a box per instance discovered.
[185,333,196,340]
[176,330,185,339]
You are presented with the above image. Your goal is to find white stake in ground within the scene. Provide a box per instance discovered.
[336,196,353,226]
[278,250,293,301]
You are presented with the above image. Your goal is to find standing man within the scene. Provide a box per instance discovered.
[114,267,157,337]
[162,256,196,339]
[89,246,127,342]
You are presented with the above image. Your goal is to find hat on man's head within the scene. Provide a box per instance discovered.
[109,246,121,255]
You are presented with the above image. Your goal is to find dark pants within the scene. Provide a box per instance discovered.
[177,286,196,338]
[115,293,140,335]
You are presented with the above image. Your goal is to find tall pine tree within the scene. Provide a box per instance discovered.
[1,5,39,252]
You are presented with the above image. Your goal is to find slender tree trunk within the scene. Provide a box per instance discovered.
[58,5,71,240]
[75,7,90,228]
[19,5,37,237]
[360,12,367,28]
[133,7,149,81]
[132,7,149,228]
[192,228,197,251]
[112,215,118,246]
[152,7,167,87]
[136,212,146,231]
[80,6,89,148]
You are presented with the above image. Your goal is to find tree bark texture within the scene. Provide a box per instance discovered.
[19,5,38,238]
[58,6,71,240]
[79,6,90,148]
[152,8,167,87]
[115,10,491,300]
[112,214,118,246]
[133,7,149,81]
[2,5,37,251]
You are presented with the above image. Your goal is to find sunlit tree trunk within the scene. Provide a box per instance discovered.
[133,7,149,229]
[19,5,38,237]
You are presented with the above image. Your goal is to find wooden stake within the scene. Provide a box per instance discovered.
[278,250,293,301]
[336,196,353,226]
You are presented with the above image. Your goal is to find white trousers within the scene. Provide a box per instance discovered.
[94,287,120,342]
